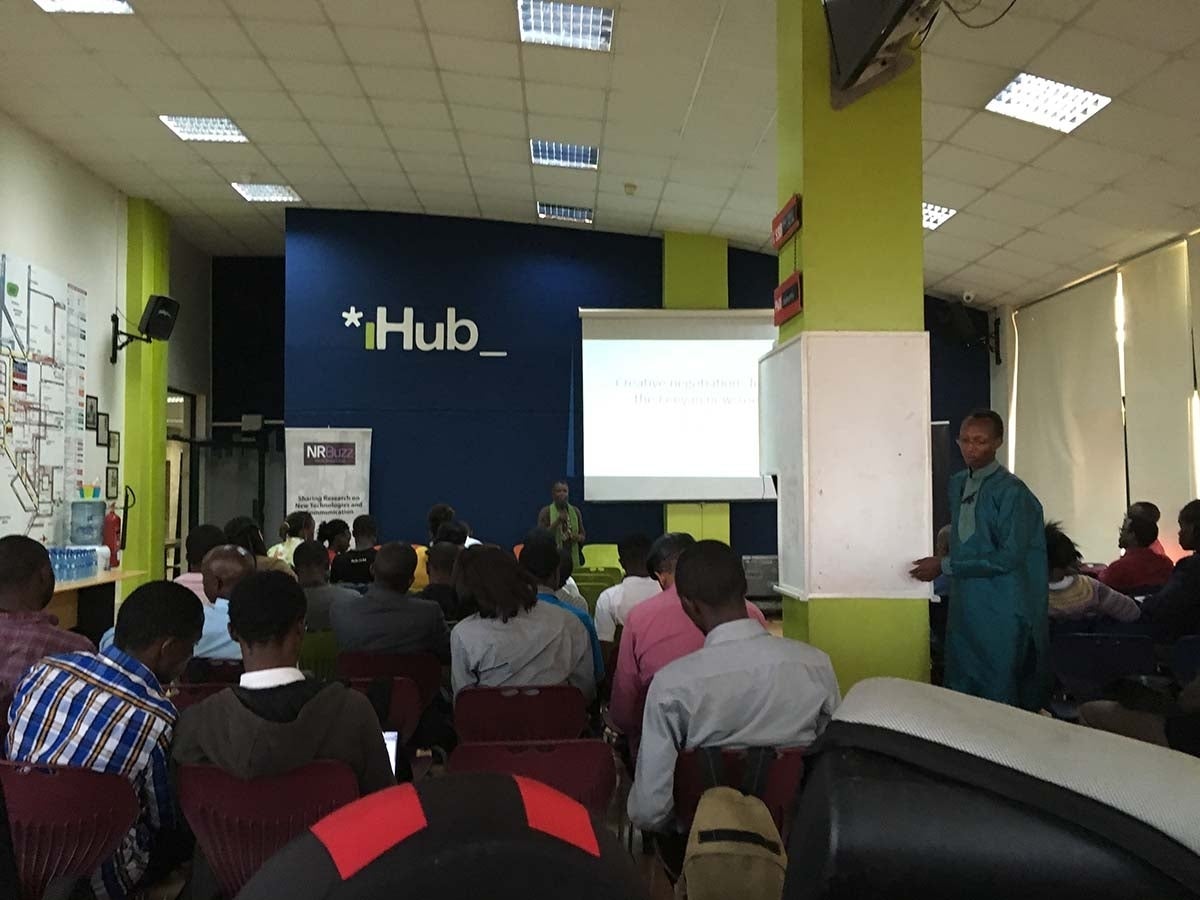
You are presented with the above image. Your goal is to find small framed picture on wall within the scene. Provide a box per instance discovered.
[108,432,120,465]
[106,467,119,500]
[85,396,98,431]
[96,413,109,447]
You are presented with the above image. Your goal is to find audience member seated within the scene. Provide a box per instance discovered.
[555,546,589,610]
[226,515,296,577]
[173,571,395,794]
[1130,500,1168,557]
[428,503,456,544]
[419,541,469,621]
[7,582,203,900]
[1079,679,1200,761]
[268,511,315,566]
[519,531,605,680]
[594,533,658,646]
[1099,513,1174,593]
[627,540,840,837]
[0,535,93,694]
[1046,522,1140,625]
[101,544,255,661]
[175,524,225,602]
[293,539,358,632]
[434,519,469,547]
[317,518,351,563]
[330,542,450,662]
[450,546,595,702]
[330,514,379,584]
[1139,500,1200,640]
[610,533,768,740]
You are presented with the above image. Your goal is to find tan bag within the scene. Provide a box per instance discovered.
[676,749,787,900]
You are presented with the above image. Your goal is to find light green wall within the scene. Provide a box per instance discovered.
[122,198,170,589]
[662,231,732,541]
[776,0,929,687]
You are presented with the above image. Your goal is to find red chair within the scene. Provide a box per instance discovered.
[179,761,359,898]
[0,761,139,900]
[0,693,12,756]
[448,740,616,814]
[346,677,423,744]
[169,683,230,712]
[454,685,588,742]
[335,652,442,709]
[672,746,805,836]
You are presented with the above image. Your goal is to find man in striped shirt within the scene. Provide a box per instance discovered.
[7,581,203,899]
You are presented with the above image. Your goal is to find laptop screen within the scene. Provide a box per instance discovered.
[383,730,398,775]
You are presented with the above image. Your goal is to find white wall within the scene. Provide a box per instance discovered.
[0,109,126,495]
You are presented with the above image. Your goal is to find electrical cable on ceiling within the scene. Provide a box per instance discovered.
[945,0,1018,29]
[912,10,940,48]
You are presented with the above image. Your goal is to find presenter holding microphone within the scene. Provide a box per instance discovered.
[537,480,586,567]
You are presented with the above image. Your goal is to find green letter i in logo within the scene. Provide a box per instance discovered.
[365,322,375,350]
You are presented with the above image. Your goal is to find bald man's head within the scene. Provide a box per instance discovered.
[201,544,257,604]
[373,542,418,593]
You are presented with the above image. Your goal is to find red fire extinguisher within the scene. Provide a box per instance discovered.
[103,504,121,569]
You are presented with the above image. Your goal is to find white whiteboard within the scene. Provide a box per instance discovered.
[760,332,932,600]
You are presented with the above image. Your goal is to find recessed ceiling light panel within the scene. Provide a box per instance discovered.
[985,72,1111,134]
[160,115,248,143]
[537,201,593,223]
[232,183,302,203]
[518,0,614,51]
[922,202,957,231]
[32,0,133,12]
[530,139,599,169]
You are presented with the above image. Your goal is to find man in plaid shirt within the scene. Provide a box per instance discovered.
[7,581,203,899]
[0,536,94,694]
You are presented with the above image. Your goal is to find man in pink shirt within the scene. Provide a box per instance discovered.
[174,525,225,602]
[610,533,767,741]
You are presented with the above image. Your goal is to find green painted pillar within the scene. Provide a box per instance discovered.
[776,0,929,688]
[661,232,731,540]
[122,198,170,589]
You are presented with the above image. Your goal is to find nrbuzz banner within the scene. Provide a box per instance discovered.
[285,427,372,524]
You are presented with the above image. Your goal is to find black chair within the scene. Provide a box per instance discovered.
[1170,636,1200,686]
[1050,633,1158,702]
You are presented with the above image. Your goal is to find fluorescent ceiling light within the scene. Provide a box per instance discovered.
[518,0,614,51]
[537,201,593,224]
[985,72,1111,134]
[159,115,247,143]
[922,203,957,231]
[530,139,599,169]
[231,183,301,203]
[31,0,133,12]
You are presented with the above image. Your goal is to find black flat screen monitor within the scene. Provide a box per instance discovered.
[824,0,919,91]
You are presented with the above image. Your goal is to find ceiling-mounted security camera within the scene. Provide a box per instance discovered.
[961,290,978,306]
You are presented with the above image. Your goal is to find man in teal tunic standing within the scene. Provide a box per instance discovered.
[911,409,1049,711]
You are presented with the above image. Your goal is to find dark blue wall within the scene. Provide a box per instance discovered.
[285,209,780,553]
[925,295,992,471]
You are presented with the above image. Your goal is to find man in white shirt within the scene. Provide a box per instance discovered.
[628,540,841,834]
[593,534,658,646]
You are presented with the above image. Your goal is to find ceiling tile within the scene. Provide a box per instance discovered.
[923,102,972,142]
[952,262,1029,294]
[599,173,663,197]
[949,112,1063,164]
[965,191,1060,228]
[269,61,362,96]
[923,231,1003,263]
[414,191,479,216]
[407,172,474,193]
[329,146,399,169]
[1072,100,1200,157]
[922,174,985,210]
[532,167,599,193]
[363,186,421,209]
[977,248,1057,280]
[356,66,443,100]
[925,145,1021,189]
[936,211,1025,247]
[57,14,169,53]
[418,0,517,41]
[229,0,326,21]
[471,178,533,200]
[441,72,524,111]
[388,127,462,153]
[335,26,432,67]
[920,54,1015,109]
[212,90,302,119]
[1123,59,1200,120]
[429,34,520,78]
[525,82,606,119]
[1003,230,1098,266]
[1038,211,1139,248]
[397,151,467,175]
[240,120,321,144]
[1031,137,1147,183]
[1074,188,1193,231]
[257,143,336,165]
[464,159,531,181]
[293,93,376,123]
[374,99,452,129]
[242,20,345,62]
[1115,161,1200,209]
[924,12,1058,69]
[527,113,603,145]
[311,121,390,148]
[661,181,729,207]
[600,150,674,179]
[449,105,526,137]
[520,47,613,88]
[152,18,259,57]
[97,53,200,89]
[185,55,279,91]
[1024,28,1165,97]
[1079,0,1200,53]
[321,0,423,29]
[994,165,1101,206]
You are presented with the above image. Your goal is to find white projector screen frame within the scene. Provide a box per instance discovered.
[580,308,777,502]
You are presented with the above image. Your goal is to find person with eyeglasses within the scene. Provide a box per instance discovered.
[910,409,1049,711]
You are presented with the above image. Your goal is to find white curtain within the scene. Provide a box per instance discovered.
[1122,241,1194,560]
[1013,274,1123,563]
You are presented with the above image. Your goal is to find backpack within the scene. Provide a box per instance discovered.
[676,747,788,900]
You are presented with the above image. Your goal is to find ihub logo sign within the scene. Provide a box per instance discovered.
[303,442,356,466]
[341,306,508,358]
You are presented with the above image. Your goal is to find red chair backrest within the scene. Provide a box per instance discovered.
[335,652,441,708]
[0,694,11,757]
[673,746,805,836]
[454,685,587,742]
[178,761,359,898]
[169,683,230,712]
[346,677,422,744]
[448,740,616,814]
[0,761,139,900]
